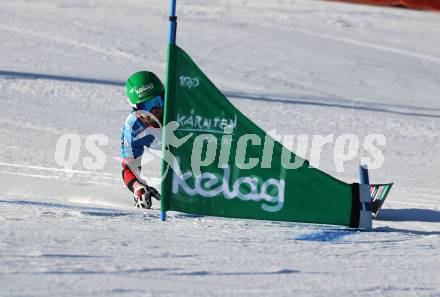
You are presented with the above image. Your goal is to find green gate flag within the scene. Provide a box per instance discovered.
[161,44,357,227]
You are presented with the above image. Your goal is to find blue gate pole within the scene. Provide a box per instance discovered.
[359,164,370,185]
[160,0,178,222]
[160,208,166,222]
[168,0,177,45]
[358,164,372,229]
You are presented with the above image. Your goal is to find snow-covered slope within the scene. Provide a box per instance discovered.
[0,0,439,296]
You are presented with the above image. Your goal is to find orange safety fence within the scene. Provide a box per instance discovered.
[325,0,440,11]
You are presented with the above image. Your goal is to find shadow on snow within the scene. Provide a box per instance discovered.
[0,199,129,217]
[169,269,300,276]
[377,208,440,223]
[2,70,440,118]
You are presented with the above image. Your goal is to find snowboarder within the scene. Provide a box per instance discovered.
[121,71,164,209]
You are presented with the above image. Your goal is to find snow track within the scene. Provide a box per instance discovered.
[0,161,117,177]
[290,27,440,65]
[2,70,439,118]
[0,24,139,62]
[0,0,439,296]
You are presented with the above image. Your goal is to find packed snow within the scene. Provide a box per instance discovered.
[0,0,439,296]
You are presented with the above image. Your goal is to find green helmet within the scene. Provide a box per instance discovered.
[125,71,164,107]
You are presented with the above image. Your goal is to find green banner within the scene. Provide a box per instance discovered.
[161,44,355,226]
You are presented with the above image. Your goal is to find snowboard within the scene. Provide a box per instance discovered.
[370,183,393,219]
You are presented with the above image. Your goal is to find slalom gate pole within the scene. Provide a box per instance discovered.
[359,164,370,185]
[160,0,178,222]
[358,164,372,229]
[168,0,177,44]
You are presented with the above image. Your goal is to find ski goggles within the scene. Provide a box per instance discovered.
[136,95,164,111]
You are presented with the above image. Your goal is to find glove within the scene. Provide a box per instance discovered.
[146,185,161,201]
[133,183,161,209]
[133,184,152,209]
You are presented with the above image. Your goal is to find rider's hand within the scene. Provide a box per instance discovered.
[133,182,161,209]
[133,183,152,209]
[146,185,161,201]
